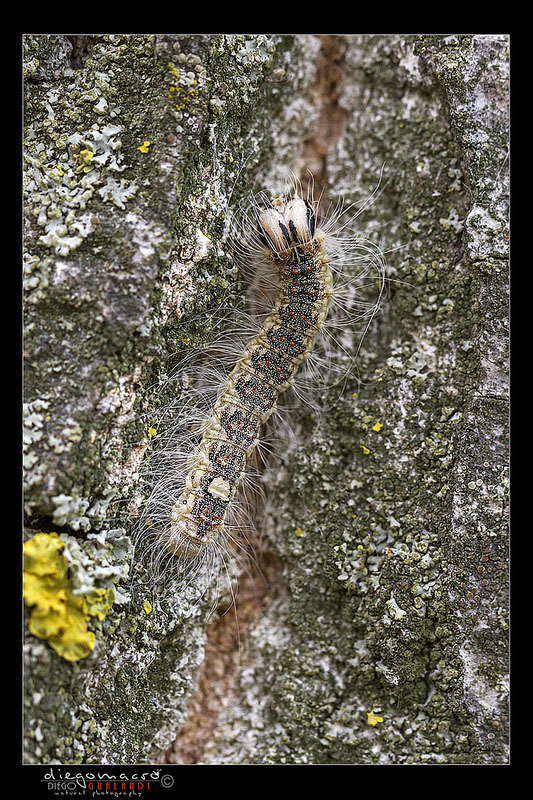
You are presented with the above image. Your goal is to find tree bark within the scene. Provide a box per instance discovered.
[23,33,509,765]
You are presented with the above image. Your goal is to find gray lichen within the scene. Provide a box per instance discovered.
[23,34,508,765]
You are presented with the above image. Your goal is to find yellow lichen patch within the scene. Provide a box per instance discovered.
[366,710,384,727]
[167,68,198,112]
[142,600,153,615]
[23,532,114,662]
[137,140,151,153]
[83,588,115,621]
[73,148,95,174]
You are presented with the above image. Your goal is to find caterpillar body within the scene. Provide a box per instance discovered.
[133,180,385,589]
[169,195,331,558]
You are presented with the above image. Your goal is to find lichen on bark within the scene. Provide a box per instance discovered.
[23,33,508,765]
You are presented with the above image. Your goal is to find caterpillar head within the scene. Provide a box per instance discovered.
[257,195,318,262]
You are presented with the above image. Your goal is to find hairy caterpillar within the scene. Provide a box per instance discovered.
[132,177,385,592]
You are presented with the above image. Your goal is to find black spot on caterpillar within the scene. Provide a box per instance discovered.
[131,177,386,593]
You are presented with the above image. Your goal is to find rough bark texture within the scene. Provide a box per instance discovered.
[23,34,509,765]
